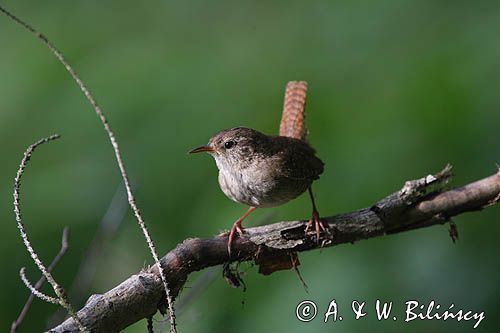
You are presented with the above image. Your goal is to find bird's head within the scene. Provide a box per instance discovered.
[189,127,268,171]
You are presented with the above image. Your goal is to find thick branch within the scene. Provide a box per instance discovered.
[51,166,500,332]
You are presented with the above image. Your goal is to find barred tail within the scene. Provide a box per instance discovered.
[279,81,307,140]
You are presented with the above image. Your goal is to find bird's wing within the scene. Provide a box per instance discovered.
[279,81,308,141]
[277,138,324,181]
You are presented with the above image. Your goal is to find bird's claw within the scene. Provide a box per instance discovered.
[305,210,328,245]
[228,221,245,257]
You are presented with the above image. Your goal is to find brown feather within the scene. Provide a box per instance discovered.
[279,81,308,140]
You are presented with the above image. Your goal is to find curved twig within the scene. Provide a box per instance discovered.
[0,5,177,332]
[19,268,60,305]
[11,227,70,333]
[13,135,87,332]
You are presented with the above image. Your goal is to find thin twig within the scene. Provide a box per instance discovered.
[0,5,177,332]
[11,227,70,333]
[19,268,60,305]
[13,135,87,332]
[290,253,308,292]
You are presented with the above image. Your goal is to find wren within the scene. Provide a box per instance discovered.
[190,81,326,255]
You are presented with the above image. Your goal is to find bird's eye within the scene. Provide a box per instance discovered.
[224,140,236,149]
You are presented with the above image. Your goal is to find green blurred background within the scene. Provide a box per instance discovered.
[1,0,499,332]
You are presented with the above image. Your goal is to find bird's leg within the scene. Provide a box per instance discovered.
[228,206,256,256]
[305,187,327,243]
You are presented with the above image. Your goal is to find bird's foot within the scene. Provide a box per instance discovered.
[228,220,245,257]
[305,209,328,244]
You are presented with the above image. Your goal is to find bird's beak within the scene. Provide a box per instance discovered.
[189,145,215,154]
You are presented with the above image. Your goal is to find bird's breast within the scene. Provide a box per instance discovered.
[218,168,260,206]
[217,165,311,208]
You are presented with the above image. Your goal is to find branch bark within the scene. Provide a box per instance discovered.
[50,165,500,332]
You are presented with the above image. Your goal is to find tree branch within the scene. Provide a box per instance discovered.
[50,165,500,332]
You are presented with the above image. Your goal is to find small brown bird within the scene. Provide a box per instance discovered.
[190,81,326,255]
